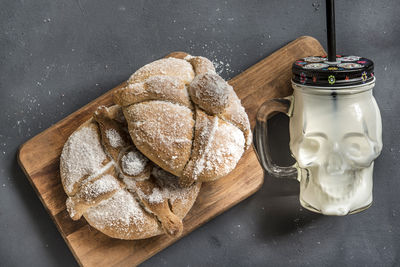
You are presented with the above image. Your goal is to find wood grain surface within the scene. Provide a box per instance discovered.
[18,36,325,266]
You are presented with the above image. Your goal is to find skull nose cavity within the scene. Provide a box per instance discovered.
[326,153,345,175]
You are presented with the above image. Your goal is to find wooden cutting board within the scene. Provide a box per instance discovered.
[18,36,325,266]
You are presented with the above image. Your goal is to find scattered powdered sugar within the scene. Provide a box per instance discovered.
[60,126,108,195]
[85,190,145,230]
[105,128,124,148]
[185,40,236,77]
[80,174,120,202]
[121,149,148,176]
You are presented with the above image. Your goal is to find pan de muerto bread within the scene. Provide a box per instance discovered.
[60,105,201,240]
[113,53,251,187]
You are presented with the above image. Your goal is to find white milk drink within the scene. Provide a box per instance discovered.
[255,55,383,215]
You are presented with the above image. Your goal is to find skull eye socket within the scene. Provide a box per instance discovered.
[342,133,375,165]
[298,138,321,166]
[348,143,362,157]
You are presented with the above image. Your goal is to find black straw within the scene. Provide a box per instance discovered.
[326,0,336,62]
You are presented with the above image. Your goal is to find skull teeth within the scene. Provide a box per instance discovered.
[318,171,362,201]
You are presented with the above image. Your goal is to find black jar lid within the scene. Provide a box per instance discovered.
[292,55,374,87]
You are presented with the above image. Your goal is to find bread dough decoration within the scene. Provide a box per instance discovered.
[113,54,252,187]
[60,105,201,240]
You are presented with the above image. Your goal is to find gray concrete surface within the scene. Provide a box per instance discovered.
[0,0,399,266]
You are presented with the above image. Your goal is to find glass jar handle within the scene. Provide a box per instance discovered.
[254,97,298,179]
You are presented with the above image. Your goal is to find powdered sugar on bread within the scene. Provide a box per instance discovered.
[188,73,232,114]
[60,105,201,240]
[79,174,120,202]
[183,110,245,183]
[106,128,124,148]
[123,166,199,206]
[151,166,199,204]
[129,57,194,85]
[113,54,252,186]
[121,149,148,176]
[126,100,194,174]
[85,189,145,230]
[60,125,109,195]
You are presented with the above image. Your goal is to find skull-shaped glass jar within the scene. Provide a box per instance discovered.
[255,55,383,215]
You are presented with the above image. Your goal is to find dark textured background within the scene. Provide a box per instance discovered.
[1,0,399,266]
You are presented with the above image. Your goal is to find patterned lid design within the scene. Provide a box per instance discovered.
[292,55,374,87]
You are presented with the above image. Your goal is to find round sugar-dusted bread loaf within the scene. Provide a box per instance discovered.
[113,54,252,187]
[60,105,201,240]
